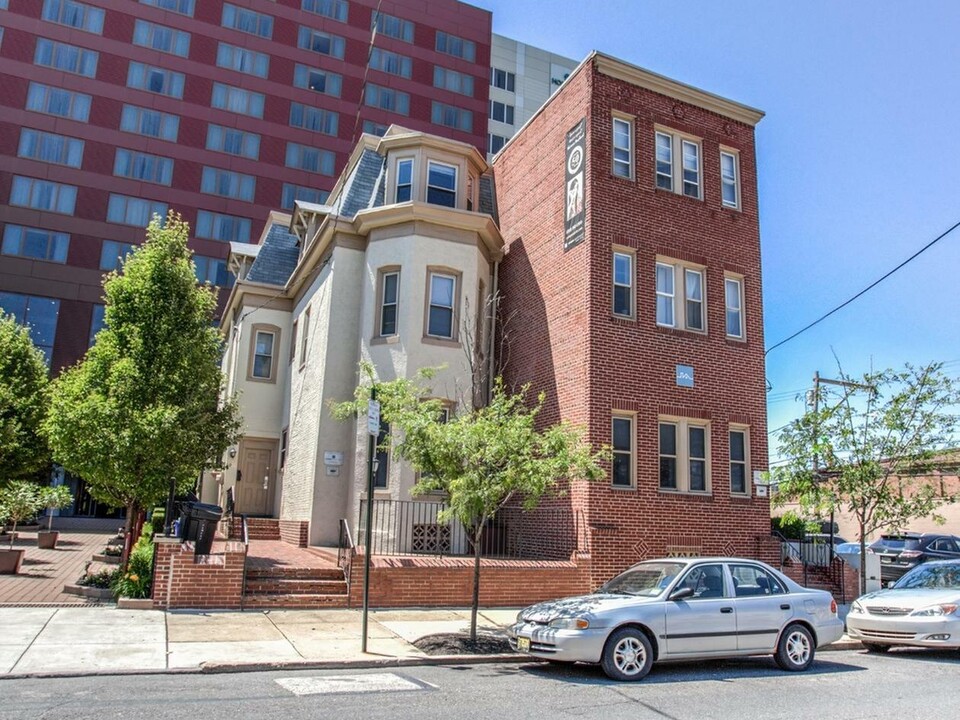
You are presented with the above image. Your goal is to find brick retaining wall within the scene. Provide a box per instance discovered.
[279,520,309,547]
[152,536,246,609]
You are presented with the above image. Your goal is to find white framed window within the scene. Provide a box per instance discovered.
[488,133,507,155]
[490,67,515,91]
[427,272,457,339]
[26,83,91,122]
[655,129,702,199]
[299,306,311,367]
[297,27,344,58]
[656,260,706,333]
[128,63,184,98]
[436,31,474,61]
[611,414,634,488]
[42,0,104,34]
[370,48,412,79]
[251,330,275,380]
[426,162,457,208]
[99,240,135,271]
[302,0,348,22]
[10,176,77,215]
[372,11,413,42]
[201,167,255,201]
[34,38,97,77]
[211,83,264,118]
[222,3,272,38]
[18,129,84,168]
[489,100,514,125]
[432,102,473,132]
[365,84,409,115]
[121,105,179,142]
[729,427,749,495]
[2,225,69,263]
[294,65,342,97]
[216,43,269,78]
[133,19,190,57]
[395,158,413,202]
[612,116,633,179]
[378,270,399,337]
[612,249,634,318]
[114,149,173,185]
[107,195,167,227]
[725,275,744,339]
[659,418,711,493]
[206,125,259,159]
[720,149,740,209]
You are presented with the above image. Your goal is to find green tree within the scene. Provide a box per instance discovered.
[772,362,960,593]
[44,212,240,564]
[335,366,606,640]
[0,312,50,483]
[0,481,43,549]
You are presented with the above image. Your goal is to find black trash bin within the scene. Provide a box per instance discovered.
[178,501,222,555]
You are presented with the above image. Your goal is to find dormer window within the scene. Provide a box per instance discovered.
[395,158,413,202]
[427,161,456,208]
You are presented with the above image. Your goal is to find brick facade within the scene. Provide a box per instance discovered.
[494,54,771,589]
[278,519,309,547]
[152,536,246,610]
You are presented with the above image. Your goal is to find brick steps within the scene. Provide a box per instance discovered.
[246,566,344,581]
[245,578,348,595]
[230,518,281,541]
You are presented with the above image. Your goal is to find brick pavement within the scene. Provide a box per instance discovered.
[244,540,339,573]
[0,530,118,606]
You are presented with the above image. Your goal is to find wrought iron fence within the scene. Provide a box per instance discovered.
[357,499,583,560]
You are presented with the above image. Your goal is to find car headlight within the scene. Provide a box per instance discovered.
[909,604,959,617]
[516,611,526,623]
[850,601,864,614]
[548,617,590,630]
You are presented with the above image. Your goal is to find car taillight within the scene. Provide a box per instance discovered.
[831,599,837,615]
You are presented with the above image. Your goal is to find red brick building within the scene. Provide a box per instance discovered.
[0,0,491,372]
[494,52,770,588]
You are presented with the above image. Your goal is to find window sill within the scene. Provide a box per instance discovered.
[729,492,752,500]
[611,313,635,324]
[610,171,635,183]
[246,375,278,385]
[655,324,708,338]
[610,483,636,491]
[658,489,714,499]
[371,335,401,346]
[421,335,460,349]
[653,187,704,203]
[724,335,747,345]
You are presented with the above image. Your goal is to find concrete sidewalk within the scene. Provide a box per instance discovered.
[0,606,863,678]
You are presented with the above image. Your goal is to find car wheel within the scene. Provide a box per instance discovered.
[863,642,890,654]
[775,624,815,672]
[600,627,653,681]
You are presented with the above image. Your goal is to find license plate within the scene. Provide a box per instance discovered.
[517,637,530,652]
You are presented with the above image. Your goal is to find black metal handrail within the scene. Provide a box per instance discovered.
[358,499,579,560]
[337,518,355,605]
[240,514,249,610]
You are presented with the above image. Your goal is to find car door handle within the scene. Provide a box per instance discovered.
[780,604,791,610]
[720,607,733,614]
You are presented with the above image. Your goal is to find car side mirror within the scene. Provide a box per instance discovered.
[669,586,694,601]
[887,580,896,589]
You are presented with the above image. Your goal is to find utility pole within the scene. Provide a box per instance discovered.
[361,386,379,654]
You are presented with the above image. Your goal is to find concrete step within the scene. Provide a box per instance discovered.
[243,593,350,609]
[245,578,348,595]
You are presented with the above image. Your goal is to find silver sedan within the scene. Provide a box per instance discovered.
[846,559,960,652]
[508,557,844,681]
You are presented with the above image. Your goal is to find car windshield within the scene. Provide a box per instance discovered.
[894,562,960,590]
[598,562,686,597]
[871,536,921,551]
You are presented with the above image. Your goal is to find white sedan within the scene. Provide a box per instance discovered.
[509,557,844,681]
[846,559,960,651]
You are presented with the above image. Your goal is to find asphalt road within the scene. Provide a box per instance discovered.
[2,649,959,720]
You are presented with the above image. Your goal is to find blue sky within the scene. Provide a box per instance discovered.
[474,0,960,459]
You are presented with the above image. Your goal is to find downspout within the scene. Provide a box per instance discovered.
[486,259,500,404]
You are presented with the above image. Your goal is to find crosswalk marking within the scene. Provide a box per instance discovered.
[276,673,432,696]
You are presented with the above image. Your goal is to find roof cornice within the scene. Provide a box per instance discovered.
[593,52,765,126]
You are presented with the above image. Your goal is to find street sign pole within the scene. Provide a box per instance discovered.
[361,387,379,653]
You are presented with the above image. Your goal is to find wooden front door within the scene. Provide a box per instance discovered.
[236,441,276,516]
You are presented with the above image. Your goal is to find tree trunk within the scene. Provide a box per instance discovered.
[470,523,484,642]
[859,528,867,596]
[121,500,138,569]
[7,520,15,550]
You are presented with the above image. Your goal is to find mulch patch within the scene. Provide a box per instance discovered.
[413,632,514,656]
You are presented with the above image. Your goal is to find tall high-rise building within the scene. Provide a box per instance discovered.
[0,0,493,371]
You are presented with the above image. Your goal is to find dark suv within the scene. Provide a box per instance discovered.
[870,532,960,582]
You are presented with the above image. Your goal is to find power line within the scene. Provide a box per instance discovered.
[765,218,960,356]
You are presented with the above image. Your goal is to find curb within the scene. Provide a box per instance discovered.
[0,667,203,681]
[820,639,863,652]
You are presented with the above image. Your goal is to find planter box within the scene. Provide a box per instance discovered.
[37,531,59,549]
[0,549,25,574]
[92,553,121,564]
[63,584,115,600]
[117,597,153,610]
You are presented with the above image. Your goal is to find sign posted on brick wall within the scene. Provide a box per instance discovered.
[563,118,586,251]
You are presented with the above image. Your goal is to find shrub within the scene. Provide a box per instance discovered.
[771,511,820,540]
[112,520,155,598]
[78,567,120,588]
